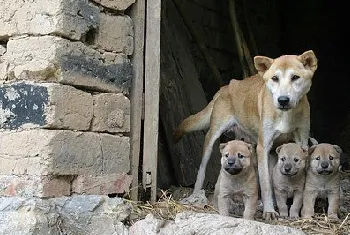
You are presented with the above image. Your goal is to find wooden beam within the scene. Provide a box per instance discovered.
[143,0,161,202]
[130,0,146,201]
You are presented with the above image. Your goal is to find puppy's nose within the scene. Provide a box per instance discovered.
[278,96,290,106]
[228,158,235,166]
[321,161,329,169]
[284,163,292,172]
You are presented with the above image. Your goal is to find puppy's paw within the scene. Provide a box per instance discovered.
[278,211,288,218]
[263,210,279,220]
[328,213,339,221]
[301,214,313,219]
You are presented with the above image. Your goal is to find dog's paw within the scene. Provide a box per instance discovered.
[301,214,313,219]
[327,214,339,221]
[263,210,279,220]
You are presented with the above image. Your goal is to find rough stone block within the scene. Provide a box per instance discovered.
[0,0,99,41]
[0,130,130,176]
[94,13,134,55]
[0,82,93,130]
[72,173,133,195]
[0,175,71,197]
[92,93,130,133]
[0,196,131,235]
[0,36,132,94]
[91,0,136,11]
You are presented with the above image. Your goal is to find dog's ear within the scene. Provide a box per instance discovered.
[308,145,317,155]
[245,143,254,154]
[333,145,342,154]
[219,143,227,153]
[308,137,318,147]
[299,50,318,73]
[275,145,283,154]
[254,56,274,76]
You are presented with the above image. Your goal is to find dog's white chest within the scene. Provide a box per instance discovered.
[275,113,295,133]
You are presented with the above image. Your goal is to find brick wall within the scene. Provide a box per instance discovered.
[0,0,135,197]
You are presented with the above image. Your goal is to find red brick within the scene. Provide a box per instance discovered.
[0,175,71,198]
[72,173,132,195]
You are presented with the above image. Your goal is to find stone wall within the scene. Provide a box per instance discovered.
[0,0,134,198]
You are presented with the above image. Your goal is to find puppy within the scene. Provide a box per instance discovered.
[272,143,308,218]
[212,140,258,220]
[301,143,342,219]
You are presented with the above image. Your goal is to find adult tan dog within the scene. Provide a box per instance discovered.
[174,50,318,220]
[272,143,308,218]
[212,140,258,220]
[301,143,342,220]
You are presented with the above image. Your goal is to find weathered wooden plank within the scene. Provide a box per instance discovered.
[143,0,161,202]
[129,0,146,201]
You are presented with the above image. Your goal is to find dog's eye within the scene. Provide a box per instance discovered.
[271,76,279,82]
[316,156,320,160]
[225,153,229,158]
[281,157,286,161]
[238,153,244,159]
[294,158,299,162]
[291,75,300,81]
[329,156,334,160]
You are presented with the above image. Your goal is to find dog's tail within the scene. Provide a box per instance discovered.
[173,95,218,143]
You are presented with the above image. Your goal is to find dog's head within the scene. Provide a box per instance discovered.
[275,143,308,176]
[254,50,318,111]
[309,143,342,175]
[219,140,253,175]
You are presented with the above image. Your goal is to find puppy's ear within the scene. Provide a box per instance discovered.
[308,145,317,155]
[333,145,342,154]
[245,143,254,154]
[308,137,318,146]
[219,143,227,153]
[275,145,283,154]
[299,50,318,73]
[254,56,274,76]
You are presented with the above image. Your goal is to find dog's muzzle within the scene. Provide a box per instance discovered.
[317,169,332,175]
[225,167,243,175]
[277,96,291,111]
[317,161,332,174]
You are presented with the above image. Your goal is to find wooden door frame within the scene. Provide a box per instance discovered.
[130,0,161,202]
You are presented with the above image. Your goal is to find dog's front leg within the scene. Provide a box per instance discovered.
[217,193,231,216]
[274,189,288,218]
[243,194,258,220]
[301,189,318,218]
[327,191,340,220]
[289,190,303,218]
[293,126,310,151]
[257,132,279,220]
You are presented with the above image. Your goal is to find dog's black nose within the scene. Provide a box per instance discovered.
[284,163,292,172]
[278,96,290,106]
[228,158,235,166]
[321,161,329,169]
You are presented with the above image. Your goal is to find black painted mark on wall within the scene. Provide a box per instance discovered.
[0,83,48,129]
[60,55,132,93]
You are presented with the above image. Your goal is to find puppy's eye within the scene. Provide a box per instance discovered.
[271,76,279,82]
[281,157,286,161]
[291,75,300,81]
[316,156,320,160]
[329,156,334,160]
[238,153,244,159]
[225,153,229,158]
[294,158,299,162]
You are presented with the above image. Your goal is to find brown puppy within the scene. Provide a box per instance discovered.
[301,143,342,219]
[272,143,308,218]
[174,50,318,220]
[212,140,258,220]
